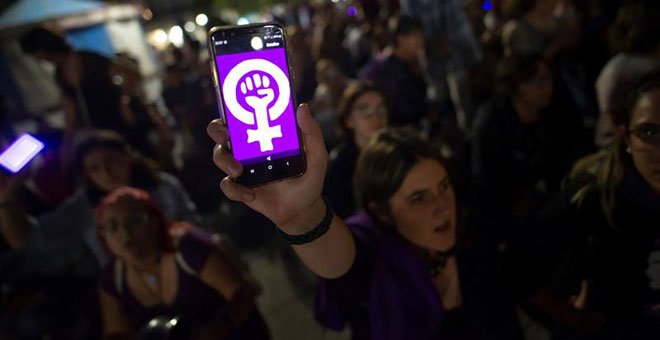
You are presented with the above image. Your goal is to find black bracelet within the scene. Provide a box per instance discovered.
[276,197,334,245]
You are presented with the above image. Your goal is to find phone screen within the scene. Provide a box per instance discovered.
[210,24,304,186]
[0,133,44,173]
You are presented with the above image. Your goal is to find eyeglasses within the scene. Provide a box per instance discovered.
[353,105,387,117]
[629,123,660,145]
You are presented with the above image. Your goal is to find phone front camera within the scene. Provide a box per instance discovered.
[250,36,264,50]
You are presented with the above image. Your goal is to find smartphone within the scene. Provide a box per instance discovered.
[0,133,44,174]
[208,23,306,187]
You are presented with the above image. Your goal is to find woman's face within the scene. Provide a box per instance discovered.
[628,89,660,194]
[397,31,426,60]
[515,62,554,113]
[347,91,388,148]
[83,147,131,192]
[388,158,457,252]
[102,198,160,265]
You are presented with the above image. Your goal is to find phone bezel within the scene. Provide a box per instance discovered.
[207,23,306,187]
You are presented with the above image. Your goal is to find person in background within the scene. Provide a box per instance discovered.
[208,106,523,340]
[19,28,144,150]
[324,83,388,218]
[310,59,349,150]
[97,187,269,340]
[527,70,660,339]
[471,54,559,247]
[594,1,660,147]
[0,130,198,338]
[401,0,483,135]
[366,15,428,128]
[501,0,572,60]
[288,24,317,104]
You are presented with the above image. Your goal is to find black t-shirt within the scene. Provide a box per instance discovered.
[371,55,427,127]
[533,171,660,339]
[324,139,360,218]
[471,96,564,245]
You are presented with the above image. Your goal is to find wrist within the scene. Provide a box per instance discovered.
[277,197,334,245]
[278,197,326,235]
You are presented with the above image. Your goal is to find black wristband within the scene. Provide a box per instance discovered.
[276,197,334,245]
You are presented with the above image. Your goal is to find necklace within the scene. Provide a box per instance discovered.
[144,273,159,287]
[132,267,161,301]
[429,245,457,277]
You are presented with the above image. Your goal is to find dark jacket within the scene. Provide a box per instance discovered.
[532,169,660,339]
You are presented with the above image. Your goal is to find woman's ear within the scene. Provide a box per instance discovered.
[367,201,393,225]
[616,125,632,152]
[345,114,355,130]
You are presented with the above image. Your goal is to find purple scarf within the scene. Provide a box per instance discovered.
[315,212,444,339]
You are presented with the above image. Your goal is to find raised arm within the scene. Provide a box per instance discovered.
[207,104,355,279]
[0,173,31,248]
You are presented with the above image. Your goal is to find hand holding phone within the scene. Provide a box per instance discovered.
[208,23,305,187]
[208,104,328,234]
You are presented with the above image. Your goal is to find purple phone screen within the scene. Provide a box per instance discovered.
[216,47,299,164]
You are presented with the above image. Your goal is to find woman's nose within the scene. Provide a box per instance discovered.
[116,224,132,242]
[430,192,451,218]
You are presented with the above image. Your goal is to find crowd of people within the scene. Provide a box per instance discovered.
[1,0,659,339]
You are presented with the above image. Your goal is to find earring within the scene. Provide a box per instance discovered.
[626,147,632,154]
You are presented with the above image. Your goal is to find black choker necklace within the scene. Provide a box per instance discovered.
[429,246,457,277]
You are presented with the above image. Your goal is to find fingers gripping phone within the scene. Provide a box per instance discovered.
[0,133,44,174]
[208,23,306,187]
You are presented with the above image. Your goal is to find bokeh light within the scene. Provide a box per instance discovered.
[195,13,209,26]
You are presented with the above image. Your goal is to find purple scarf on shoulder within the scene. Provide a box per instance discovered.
[315,212,444,339]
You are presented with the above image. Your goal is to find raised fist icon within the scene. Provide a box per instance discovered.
[223,59,291,152]
[242,73,275,110]
[240,73,282,152]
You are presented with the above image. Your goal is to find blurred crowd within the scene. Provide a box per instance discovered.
[1,0,660,339]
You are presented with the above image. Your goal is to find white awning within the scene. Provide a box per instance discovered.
[0,0,104,30]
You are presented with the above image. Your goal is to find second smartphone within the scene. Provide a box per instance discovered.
[208,23,306,187]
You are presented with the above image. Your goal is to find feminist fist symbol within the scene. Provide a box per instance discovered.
[222,59,291,152]
[241,73,281,151]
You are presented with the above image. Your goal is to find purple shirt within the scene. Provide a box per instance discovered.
[100,228,225,329]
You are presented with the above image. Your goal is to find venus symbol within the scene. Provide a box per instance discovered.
[222,59,291,152]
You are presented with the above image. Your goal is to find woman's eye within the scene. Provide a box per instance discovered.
[632,126,660,142]
[440,180,450,192]
[410,194,426,205]
[643,129,659,138]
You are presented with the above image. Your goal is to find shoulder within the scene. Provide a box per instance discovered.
[99,259,123,297]
[550,172,604,221]
[328,140,358,165]
[175,226,217,274]
[152,172,199,222]
[155,172,184,189]
[597,54,626,80]
[502,20,527,40]
[474,98,513,134]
